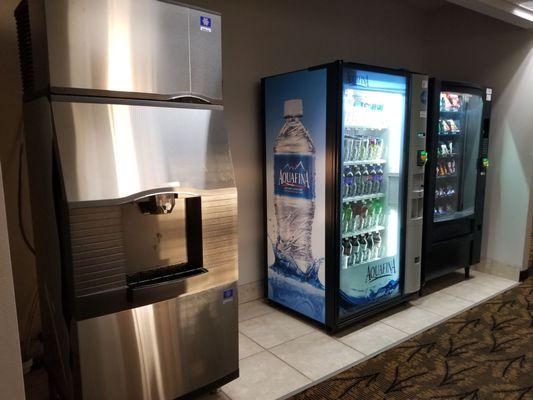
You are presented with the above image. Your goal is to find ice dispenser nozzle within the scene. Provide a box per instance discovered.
[137,193,177,214]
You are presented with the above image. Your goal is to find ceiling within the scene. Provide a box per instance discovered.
[447,0,533,28]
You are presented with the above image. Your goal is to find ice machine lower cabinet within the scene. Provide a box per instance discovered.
[76,284,238,400]
[338,68,408,320]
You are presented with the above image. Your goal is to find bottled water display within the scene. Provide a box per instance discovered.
[264,67,409,326]
[338,69,407,316]
[272,99,322,286]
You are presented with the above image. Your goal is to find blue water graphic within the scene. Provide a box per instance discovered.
[339,279,399,308]
[268,243,325,323]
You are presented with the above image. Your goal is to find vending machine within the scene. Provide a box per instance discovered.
[422,80,492,283]
[262,61,428,331]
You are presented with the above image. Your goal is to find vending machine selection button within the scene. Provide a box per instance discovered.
[417,150,428,166]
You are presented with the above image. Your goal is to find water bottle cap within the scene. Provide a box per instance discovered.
[284,99,303,117]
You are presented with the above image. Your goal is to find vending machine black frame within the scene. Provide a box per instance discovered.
[262,60,416,332]
[328,62,413,331]
[422,79,492,285]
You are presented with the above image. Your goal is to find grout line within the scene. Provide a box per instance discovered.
[238,309,276,323]
[237,302,278,323]
[335,323,410,355]
[267,329,319,352]
[268,330,368,381]
[438,281,517,303]
[277,283,520,399]
[267,348,314,382]
[239,326,315,351]
[410,292,476,317]
[233,280,520,400]
[217,388,232,400]
[411,303,473,318]
[379,305,446,334]
[461,274,517,288]
[237,331,267,361]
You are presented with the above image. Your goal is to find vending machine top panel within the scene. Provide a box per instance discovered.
[16,0,222,102]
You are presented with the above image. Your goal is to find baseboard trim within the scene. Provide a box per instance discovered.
[519,267,531,282]
[473,259,521,281]
[238,279,264,304]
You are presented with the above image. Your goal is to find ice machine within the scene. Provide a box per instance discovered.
[262,61,428,331]
[15,0,238,399]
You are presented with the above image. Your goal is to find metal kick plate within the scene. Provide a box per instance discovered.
[77,284,238,400]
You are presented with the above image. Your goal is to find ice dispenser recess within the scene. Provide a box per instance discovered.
[124,194,207,304]
[69,193,207,310]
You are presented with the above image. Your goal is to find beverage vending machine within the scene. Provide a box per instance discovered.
[262,61,428,331]
[422,80,492,283]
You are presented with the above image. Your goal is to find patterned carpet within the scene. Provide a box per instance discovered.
[292,277,533,400]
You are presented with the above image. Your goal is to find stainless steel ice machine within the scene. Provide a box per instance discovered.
[15,1,238,398]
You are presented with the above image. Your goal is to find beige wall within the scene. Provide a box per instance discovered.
[1,0,533,349]
[0,0,38,339]
[176,0,430,284]
[0,166,25,400]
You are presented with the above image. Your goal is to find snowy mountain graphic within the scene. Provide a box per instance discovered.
[282,160,306,172]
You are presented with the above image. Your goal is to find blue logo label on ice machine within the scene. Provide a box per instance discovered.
[274,154,315,200]
[200,16,212,32]
[222,288,234,303]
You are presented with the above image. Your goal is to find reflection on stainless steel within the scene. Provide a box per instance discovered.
[52,100,235,203]
[18,1,238,398]
[44,0,222,100]
[69,188,237,296]
[123,198,187,274]
[77,284,238,400]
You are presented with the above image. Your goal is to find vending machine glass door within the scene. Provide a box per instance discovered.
[338,68,407,319]
[433,91,483,222]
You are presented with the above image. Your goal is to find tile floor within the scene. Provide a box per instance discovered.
[216,270,518,400]
[25,270,518,400]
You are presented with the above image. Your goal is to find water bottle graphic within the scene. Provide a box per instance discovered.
[273,99,316,274]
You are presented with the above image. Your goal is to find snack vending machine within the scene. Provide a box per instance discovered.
[262,61,428,331]
[422,80,492,283]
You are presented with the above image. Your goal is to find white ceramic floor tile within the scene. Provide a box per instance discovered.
[441,280,502,303]
[222,351,310,400]
[239,333,263,360]
[468,271,517,290]
[239,311,314,349]
[239,300,276,322]
[411,291,474,317]
[337,321,409,356]
[270,331,365,381]
[381,305,443,334]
